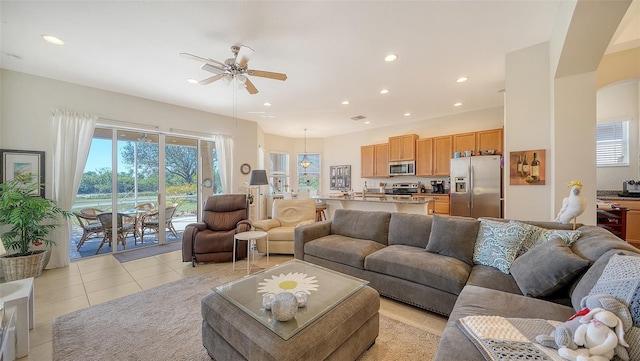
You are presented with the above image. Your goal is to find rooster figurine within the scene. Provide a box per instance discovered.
[555,180,586,230]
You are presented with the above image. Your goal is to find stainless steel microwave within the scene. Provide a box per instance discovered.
[389,161,415,176]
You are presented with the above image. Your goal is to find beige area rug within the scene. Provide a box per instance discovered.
[52,264,440,361]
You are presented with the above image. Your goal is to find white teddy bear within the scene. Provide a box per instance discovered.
[558,308,629,361]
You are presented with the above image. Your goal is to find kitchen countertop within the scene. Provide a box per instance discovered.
[597,190,640,201]
[318,196,435,204]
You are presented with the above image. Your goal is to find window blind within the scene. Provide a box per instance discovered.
[596,120,629,166]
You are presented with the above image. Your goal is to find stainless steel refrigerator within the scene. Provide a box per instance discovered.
[450,155,502,218]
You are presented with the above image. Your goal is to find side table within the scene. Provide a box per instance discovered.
[233,231,268,275]
[0,277,34,358]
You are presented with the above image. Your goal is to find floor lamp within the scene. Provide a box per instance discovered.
[249,170,268,221]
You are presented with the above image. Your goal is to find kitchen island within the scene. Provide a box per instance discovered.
[598,193,640,248]
[317,196,435,219]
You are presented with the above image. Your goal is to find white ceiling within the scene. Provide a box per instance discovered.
[1,1,638,139]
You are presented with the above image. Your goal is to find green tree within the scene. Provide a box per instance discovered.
[120,142,197,184]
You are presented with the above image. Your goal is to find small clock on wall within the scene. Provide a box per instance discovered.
[240,163,252,175]
[202,178,213,188]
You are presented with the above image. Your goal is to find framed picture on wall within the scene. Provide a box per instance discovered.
[509,149,545,185]
[330,165,351,190]
[0,149,46,197]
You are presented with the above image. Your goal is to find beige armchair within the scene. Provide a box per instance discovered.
[253,199,316,254]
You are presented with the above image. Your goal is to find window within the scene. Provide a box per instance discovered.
[269,152,289,193]
[596,120,629,167]
[297,153,320,192]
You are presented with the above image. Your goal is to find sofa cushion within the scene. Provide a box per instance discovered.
[570,225,638,263]
[512,221,581,255]
[510,237,589,297]
[388,213,432,248]
[331,209,391,245]
[365,245,471,296]
[266,226,296,241]
[433,285,575,361]
[303,235,386,269]
[473,218,530,274]
[426,215,479,266]
[465,265,522,296]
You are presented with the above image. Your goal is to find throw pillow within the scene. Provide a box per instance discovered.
[511,220,581,255]
[587,254,640,357]
[473,218,530,274]
[425,215,479,266]
[510,236,589,297]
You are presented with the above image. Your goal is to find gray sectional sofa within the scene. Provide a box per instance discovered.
[293,209,640,360]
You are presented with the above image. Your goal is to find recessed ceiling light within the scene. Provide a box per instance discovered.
[186,78,199,84]
[384,54,398,62]
[42,35,64,45]
[403,113,411,117]
[364,121,371,124]
[263,102,271,107]
[454,102,463,107]
[380,89,390,95]
[456,76,469,83]
[260,115,276,118]
[342,100,350,105]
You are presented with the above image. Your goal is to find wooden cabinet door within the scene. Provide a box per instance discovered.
[477,128,503,155]
[415,138,433,176]
[433,136,452,176]
[626,210,640,247]
[453,132,476,155]
[432,195,450,215]
[389,134,417,161]
[361,145,375,178]
[374,143,389,177]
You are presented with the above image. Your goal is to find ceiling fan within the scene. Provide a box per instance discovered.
[180,45,287,94]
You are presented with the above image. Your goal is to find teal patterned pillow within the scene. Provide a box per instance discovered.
[473,219,530,274]
[511,221,581,255]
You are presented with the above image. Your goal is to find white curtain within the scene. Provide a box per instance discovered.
[49,109,97,268]
[214,134,234,194]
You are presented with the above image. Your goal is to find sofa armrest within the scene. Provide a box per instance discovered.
[253,219,281,231]
[237,220,253,233]
[295,220,316,227]
[182,222,208,262]
[294,220,332,260]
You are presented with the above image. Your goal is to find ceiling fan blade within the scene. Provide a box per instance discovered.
[244,77,259,94]
[180,53,227,68]
[235,45,255,68]
[201,63,227,74]
[198,74,226,85]
[247,69,287,81]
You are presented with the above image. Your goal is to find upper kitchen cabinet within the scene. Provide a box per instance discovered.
[433,135,452,176]
[389,134,418,162]
[361,143,389,178]
[416,138,434,176]
[452,132,476,156]
[361,145,375,178]
[476,128,503,155]
[374,143,389,177]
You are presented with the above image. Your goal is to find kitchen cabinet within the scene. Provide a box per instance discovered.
[476,128,503,155]
[433,136,452,176]
[389,134,418,161]
[453,132,476,156]
[374,143,389,177]
[361,145,375,178]
[415,138,433,176]
[432,195,450,215]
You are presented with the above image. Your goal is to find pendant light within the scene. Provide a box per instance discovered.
[300,128,311,169]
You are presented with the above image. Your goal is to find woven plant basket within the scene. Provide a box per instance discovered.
[0,250,47,281]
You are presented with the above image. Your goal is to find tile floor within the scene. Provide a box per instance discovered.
[21,251,448,360]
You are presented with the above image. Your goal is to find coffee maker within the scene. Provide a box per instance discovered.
[430,180,445,194]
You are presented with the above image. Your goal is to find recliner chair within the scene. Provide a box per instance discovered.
[182,194,252,267]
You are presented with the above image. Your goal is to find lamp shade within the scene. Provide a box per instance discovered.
[249,170,269,186]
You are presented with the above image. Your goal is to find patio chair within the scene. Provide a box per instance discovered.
[140,206,178,242]
[73,212,104,250]
[95,212,137,254]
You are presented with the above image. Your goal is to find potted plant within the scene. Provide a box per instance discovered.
[0,174,70,281]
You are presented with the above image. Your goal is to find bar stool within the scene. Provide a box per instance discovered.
[315,205,327,221]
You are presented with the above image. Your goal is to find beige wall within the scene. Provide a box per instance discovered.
[0,69,259,198]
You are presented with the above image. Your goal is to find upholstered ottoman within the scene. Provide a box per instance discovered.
[200,261,379,361]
